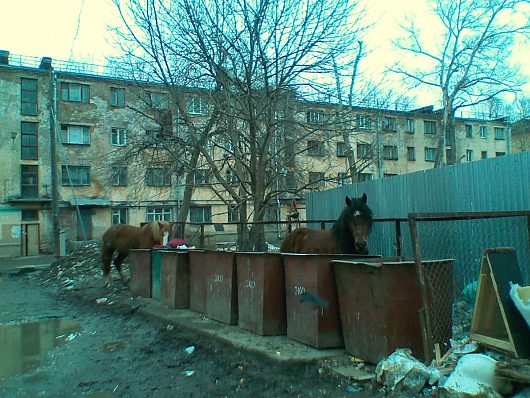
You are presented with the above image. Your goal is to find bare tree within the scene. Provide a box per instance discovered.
[109,0,366,249]
[393,0,529,166]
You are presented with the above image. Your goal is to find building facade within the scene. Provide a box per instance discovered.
[0,52,511,255]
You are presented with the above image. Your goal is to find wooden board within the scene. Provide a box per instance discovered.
[471,247,530,358]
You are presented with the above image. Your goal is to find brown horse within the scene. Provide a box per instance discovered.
[280,194,373,254]
[101,221,172,287]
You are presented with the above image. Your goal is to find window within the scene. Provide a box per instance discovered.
[61,82,89,103]
[147,207,172,222]
[446,148,453,163]
[495,151,506,157]
[146,168,171,186]
[148,91,169,109]
[111,87,125,107]
[307,140,324,156]
[480,126,487,139]
[465,124,473,138]
[21,165,38,197]
[494,127,505,140]
[336,142,346,157]
[284,173,296,190]
[228,205,239,223]
[61,124,90,145]
[424,120,437,134]
[337,172,348,186]
[112,167,127,186]
[425,147,436,162]
[357,143,371,159]
[111,208,128,224]
[21,209,38,221]
[146,129,165,147]
[225,170,238,185]
[61,165,90,186]
[308,172,325,189]
[481,151,487,159]
[356,114,372,129]
[186,96,208,114]
[407,146,416,161]
[264,205,279,222]
[190,206,212,223]
[306,109,324,124]
[21,121,38,159]
[405,118,415,133]
[382,116,397,132]
[21,78,37,115]
[466,149,473,162]
[358,172,372,182]
[194,169,210,185]
[382,145,398,160]
[111,128,127,146]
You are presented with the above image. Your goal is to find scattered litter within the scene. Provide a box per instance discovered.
[462,281,478,304]
[112,384,119,392]
[375,348,444,395]
[65,332,79,342]
[95,297,113,305]
[166,324,174,331]
[438,353,511,397]
[182,370,195,377]
[184,346,195,355]
[239,378,245,386]
[275,351,281,356]
[345,384,363,393]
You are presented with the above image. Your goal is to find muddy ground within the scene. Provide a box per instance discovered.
[0,245,387,398]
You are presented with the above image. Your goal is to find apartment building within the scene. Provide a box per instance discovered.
[0,52,511,255]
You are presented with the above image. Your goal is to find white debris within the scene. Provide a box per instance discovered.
[184,345,195,355]
[438,354,511,398]
[375,349,444,396]
[510,283,530,329]
[182,370,195,377]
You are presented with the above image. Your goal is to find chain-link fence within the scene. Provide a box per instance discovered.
[408,211,530,362]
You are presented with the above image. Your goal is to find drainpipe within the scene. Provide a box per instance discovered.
[49,65,60,256]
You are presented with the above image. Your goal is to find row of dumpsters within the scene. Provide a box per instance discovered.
[128,249,454,363]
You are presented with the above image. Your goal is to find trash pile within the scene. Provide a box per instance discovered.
[40,241,108,290]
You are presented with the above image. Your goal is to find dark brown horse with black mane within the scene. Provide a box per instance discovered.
[280,194,373,254]
[101,221,172,287]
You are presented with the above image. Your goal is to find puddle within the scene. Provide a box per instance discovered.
[0,318,82,378]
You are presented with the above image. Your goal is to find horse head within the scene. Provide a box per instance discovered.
[339,193,373,254]
[154,221,172,246]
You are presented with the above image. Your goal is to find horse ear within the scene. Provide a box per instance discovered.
[157,221,163,229]
[362,193,367,203]
[345,196,352,206]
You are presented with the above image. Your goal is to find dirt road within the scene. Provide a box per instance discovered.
[0,258,380,398]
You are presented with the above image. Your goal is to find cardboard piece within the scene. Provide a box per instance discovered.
[471,248,530,358]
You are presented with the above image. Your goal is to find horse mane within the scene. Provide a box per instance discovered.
[148,221,169,242]
[331,195,373,253]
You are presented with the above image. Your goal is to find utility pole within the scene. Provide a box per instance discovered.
[49,65,60,256]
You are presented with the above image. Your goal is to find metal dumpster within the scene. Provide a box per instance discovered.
[282,253,381,349]
[151,249,162,300]
[236,252,286,335]
[207,250,238,325]
[160,250,190,309]
[129,248,152,298]
[332,259,454,363]
[189,250,210,314]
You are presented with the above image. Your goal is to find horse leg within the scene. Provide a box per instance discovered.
[101,247,114,288]
[113,250,129,286]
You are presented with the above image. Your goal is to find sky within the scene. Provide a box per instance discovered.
[1,0,529,110]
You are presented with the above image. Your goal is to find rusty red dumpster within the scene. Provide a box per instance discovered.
[332,259,454,363]
[189,250,210,314]
[282,253,381,349]
[160,250,190,309]
[207,250,238,325]
[129,248,152,298]
[236,252,286,335]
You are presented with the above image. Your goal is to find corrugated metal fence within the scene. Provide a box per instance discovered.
[306,151,530,291]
